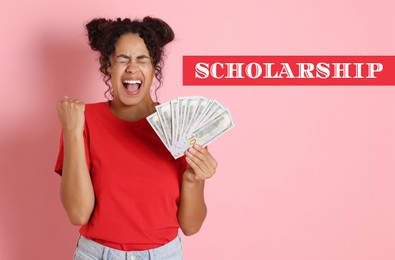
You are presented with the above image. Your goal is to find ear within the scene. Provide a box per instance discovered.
[101,57,112,75]
[107,59,113,74]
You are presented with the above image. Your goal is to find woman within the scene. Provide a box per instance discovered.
[55,17,217,260]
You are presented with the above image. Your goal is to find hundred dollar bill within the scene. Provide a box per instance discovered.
[187,98,211,132]
[195,100,224,129]
[170,96,206,159]
[183,97,203,135]
[184,108,234,149]
[147,96,234,159]
[146,112,171,151]
[170,99,179,149]
[155,101,172,147]
[178,97,188,141]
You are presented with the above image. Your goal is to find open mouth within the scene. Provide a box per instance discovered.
[123,80,142,92]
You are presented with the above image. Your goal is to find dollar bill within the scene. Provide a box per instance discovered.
[155,101,172,147]
[195,100,224,130]
[170,99,179,149]
[146,112,171,151]
[184,109,234,149]
[147,96,234,159]
[187,98,211,132]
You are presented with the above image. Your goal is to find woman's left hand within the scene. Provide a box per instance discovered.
[184,144,217,183]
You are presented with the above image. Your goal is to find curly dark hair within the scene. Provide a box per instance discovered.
[85,17,175,100]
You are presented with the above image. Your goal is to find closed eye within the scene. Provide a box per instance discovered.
[137,55,151,64]
[115,55,131,64]
[114,54,151,64]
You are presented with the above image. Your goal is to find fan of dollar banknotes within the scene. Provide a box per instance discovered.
[147,96,235,159]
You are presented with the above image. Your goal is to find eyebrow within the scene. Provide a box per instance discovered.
[137,55,151,60]
[116,54,131,60]
[115,54,151,59]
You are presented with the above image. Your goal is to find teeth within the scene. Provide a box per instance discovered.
[123,80,142,84]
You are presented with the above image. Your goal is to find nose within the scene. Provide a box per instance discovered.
[126,62,138,73]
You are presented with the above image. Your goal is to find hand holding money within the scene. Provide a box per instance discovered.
[147,96,235,159]
[184,144,217,182]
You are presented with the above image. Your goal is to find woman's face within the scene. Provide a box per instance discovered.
[108,33,155,108]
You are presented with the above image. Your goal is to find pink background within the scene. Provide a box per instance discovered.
[1,0,394,259]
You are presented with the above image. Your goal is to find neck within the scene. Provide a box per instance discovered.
[110,99,156,121]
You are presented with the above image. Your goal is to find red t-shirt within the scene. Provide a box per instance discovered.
[55,102,187,250]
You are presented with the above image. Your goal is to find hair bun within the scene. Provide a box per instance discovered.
[142,16,175,47]
[86,18,112,51]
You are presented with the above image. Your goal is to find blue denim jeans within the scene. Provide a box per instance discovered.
[74,235,183,260]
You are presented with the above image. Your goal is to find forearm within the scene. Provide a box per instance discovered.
[178,179,207,236]
[61,131,95,225]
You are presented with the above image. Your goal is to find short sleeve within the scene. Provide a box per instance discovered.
[54,128,91,176]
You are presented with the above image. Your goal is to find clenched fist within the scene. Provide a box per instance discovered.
[56,96,85,134]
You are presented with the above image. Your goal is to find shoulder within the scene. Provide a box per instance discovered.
[84,101,111,124]
[85,101,108,109]
[85,101,109,113]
